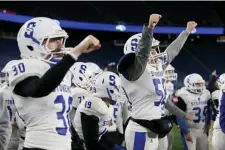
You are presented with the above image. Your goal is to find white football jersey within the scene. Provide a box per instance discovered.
[0,85,16,124]
[6,59,73,150]
[108,103,123,134]
[120,67,167,131]
[175,87,211,129]
[164,81,175,116]
[74,96,112,140]
[71,87,92,109]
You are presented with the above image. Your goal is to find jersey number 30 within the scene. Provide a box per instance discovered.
[54,95,73,136]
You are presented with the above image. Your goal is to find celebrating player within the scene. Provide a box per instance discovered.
[117,13,196,150]
[3,17,100,150]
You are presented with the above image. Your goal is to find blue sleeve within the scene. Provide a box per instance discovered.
[176,117,190,134]
[219,92,225,133]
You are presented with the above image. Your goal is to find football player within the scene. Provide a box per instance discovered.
[117,13,196,150]
[3,17,100,150]
[0,71,12,149]
[212,74,225,150]
[158,64,178,150]
[74,71,126,150]
[176,73,211,150]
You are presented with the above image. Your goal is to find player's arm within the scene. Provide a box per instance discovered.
[118,25,153,81]
[118,14,161,81]
[207,70,218,93]
[0,94,12,149]
[165,22,197,65]
[13,55,76,97]
[13,35,100,98]
[175,97,190,134]
[80,112,105,150]
[165,96,187,119]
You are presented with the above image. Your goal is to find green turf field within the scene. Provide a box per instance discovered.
[172,126,184,150]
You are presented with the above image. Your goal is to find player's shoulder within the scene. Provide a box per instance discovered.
[211,90,220,100]
[175,87,187,97]
[6,59,50,88]
[202,89,211,98]
[71,87,90,96]
[81,96,109,115]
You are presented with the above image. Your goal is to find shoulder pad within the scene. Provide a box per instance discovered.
[6,59,50,88]
[71,87,91,108]
[211,90,220,100]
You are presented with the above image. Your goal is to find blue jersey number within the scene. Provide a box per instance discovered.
[153,78,167,106]
[85,101,92,108]
[12,63,25,76]
[193,106,207,123]
[78,96,85,103]
[54,95,73,136]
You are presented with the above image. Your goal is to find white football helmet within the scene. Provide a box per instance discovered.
[123,33,168,68]
[70,62,91,91]
[217,73,225,89]
[17,17,68,64]
[92,71,121,105]
[184,73,205,94]
[85,62,103,85]
[164,64,178,82]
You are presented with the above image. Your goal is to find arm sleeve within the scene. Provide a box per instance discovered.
[13,54,75,98]
[207,75,218,93]
[118,26,153,81]
[80,112,105,150]
[165,96,187,118]
[206,100,212,125]
[165,31,190,64]
[175,97,190,134]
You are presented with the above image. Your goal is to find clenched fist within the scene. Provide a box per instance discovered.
[186,21,198,33]
[79,35,101,53]
[69,35,101,59]
[148,14,162,29]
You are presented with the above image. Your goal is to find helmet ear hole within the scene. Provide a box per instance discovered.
[27,45,34,51]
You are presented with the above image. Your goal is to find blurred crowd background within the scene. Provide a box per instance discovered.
[0,1,225,87]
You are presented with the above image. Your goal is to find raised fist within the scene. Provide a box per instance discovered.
[148,14,162,29]
[79,35,101,53]
[186,21,198,33]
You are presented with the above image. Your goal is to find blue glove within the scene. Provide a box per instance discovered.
[113,144,127,150]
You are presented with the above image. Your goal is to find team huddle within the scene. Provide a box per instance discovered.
[0,13,225,150]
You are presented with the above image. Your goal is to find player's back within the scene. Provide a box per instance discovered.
[176,87,210,129]
[7,59,73,150]
[120,68,166,121]
[74,96,111,140]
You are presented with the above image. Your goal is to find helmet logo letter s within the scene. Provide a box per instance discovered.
[131,38,138,51]
[24,22,36,39]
